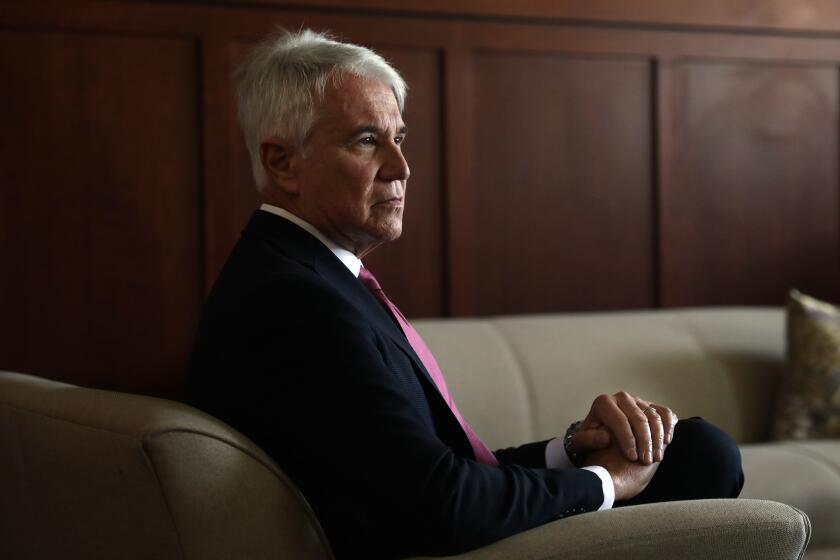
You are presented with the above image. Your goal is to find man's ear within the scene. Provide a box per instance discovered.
[259,138,301,193]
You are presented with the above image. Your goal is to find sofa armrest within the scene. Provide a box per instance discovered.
[409,499,810,560]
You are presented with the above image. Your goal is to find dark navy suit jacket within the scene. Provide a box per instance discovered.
[185,210,604,559]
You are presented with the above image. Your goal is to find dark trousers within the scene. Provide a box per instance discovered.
[619,417,744,506]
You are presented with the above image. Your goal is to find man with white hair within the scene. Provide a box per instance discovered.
[186,29,743,559]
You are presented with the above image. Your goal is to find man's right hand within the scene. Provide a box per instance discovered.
[583,443,659,502]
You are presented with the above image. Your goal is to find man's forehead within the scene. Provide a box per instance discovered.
[320,75,404,129]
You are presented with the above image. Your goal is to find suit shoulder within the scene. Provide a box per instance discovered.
[206,235,370,332]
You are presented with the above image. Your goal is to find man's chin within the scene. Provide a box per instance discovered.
[355,223,402,256]
[370,216,403,241]
[377,226,403,244]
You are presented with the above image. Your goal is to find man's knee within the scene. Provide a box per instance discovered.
[670,417,744,499]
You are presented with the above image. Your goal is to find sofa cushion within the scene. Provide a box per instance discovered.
[740,441,840,550]
[772,290,840,440]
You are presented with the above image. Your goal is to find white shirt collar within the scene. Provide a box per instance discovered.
[259,203,363,278]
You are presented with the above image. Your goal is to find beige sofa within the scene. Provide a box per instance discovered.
[0,308,819,559]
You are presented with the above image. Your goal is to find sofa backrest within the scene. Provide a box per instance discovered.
[0,371,333,560]
[415,308,784,447]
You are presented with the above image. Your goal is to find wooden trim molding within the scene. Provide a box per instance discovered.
[131,0,840,35]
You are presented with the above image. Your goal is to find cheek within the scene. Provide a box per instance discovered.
[347,172,379,209]
[319,157,379,217]
[334,185,374,224]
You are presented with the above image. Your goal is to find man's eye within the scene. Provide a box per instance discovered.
[394,136,405,145]
[359,136,376,145]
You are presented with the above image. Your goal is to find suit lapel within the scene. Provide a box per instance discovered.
[242,211,436,388]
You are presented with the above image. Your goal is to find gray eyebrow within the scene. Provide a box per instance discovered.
[351,125,408,137]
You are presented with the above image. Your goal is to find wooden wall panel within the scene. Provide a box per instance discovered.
[461,52,654,315]
[5,2,840,394]
[661,61,840,306]
[211,0,840,35]
[0,29,201,396]
[200,39,262,297]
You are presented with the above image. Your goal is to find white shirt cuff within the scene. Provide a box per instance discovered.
[545,437,614,511]
[545,436,575,469]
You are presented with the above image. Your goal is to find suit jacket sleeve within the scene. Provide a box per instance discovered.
[188,270,603,558]
[494,440,554,468]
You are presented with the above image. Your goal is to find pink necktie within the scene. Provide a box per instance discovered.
[358,267,499,466]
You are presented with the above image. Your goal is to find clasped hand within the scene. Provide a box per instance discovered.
[571,392,678,501]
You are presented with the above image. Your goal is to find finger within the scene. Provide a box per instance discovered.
[653,405,678,444]
[580,411,603,431]
[645,406,665,461]
[569,428,611,453]
[616,393,653,464]
[593,393,638,462]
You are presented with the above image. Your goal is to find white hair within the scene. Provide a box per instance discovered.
[235,28,407,191]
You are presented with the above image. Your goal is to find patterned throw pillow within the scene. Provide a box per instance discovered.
[771,289,840,440]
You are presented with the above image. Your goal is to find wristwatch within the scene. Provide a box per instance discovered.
[564,420,584,467]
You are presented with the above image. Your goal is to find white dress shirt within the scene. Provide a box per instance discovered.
[259,203,614,511]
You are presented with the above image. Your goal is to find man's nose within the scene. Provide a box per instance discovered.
[380,143,410,182]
